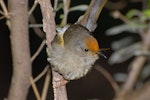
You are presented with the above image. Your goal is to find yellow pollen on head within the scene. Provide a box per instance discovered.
[85,36,99,53]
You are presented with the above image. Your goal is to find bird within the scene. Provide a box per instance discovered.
[47,24,100,80]
[47,0,107,80]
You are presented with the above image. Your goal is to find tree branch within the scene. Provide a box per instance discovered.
[52,70,68,100]
[38,0,56,48]
[119,82,150,100]
[77,0,107,32]
[8,0,32,99]
[38,0,68,100]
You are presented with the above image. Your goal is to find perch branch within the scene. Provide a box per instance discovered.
[38,0,56,47]
[52,70,68,100]
[38,0,68,100]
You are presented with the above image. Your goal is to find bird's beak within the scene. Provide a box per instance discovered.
[99,52,107,59]
[97,48,110,59]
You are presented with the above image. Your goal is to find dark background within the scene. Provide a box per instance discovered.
[0,0,141,100]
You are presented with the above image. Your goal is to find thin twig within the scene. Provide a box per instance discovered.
[41,69,51,100]
[0,15,5,20]
[0,9,4,15]
[34,65,49,82]
[0,0,10,18]
[29,13,45,38]
[1,0,11,29]
[53,0,58,17]
[60,0,70,26]
[6,19,11,29]
[111,11,130,24]
[94,64,120,94]
[28,0,45,38]
[31,39,46,62]
[30,77,41,100]
[30,65,49,100]
[54,0,58,11]
[28,0,38,15]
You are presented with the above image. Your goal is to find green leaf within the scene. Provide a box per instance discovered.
[143,9,150,18]
[106,24,139,36]
[111,37,135,50]
[126,9,142,19]
[108,42,141,64]
[59,14,64,19]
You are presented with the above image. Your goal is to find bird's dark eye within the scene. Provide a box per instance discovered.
[84,48,89,52]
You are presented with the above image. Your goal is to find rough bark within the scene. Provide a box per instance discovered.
[8,0,32,100]
[38,0,68,100]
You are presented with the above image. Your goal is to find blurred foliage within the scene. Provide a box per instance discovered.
[106,7,150,83]
[69,5,88,12]
[54,1,88,25]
